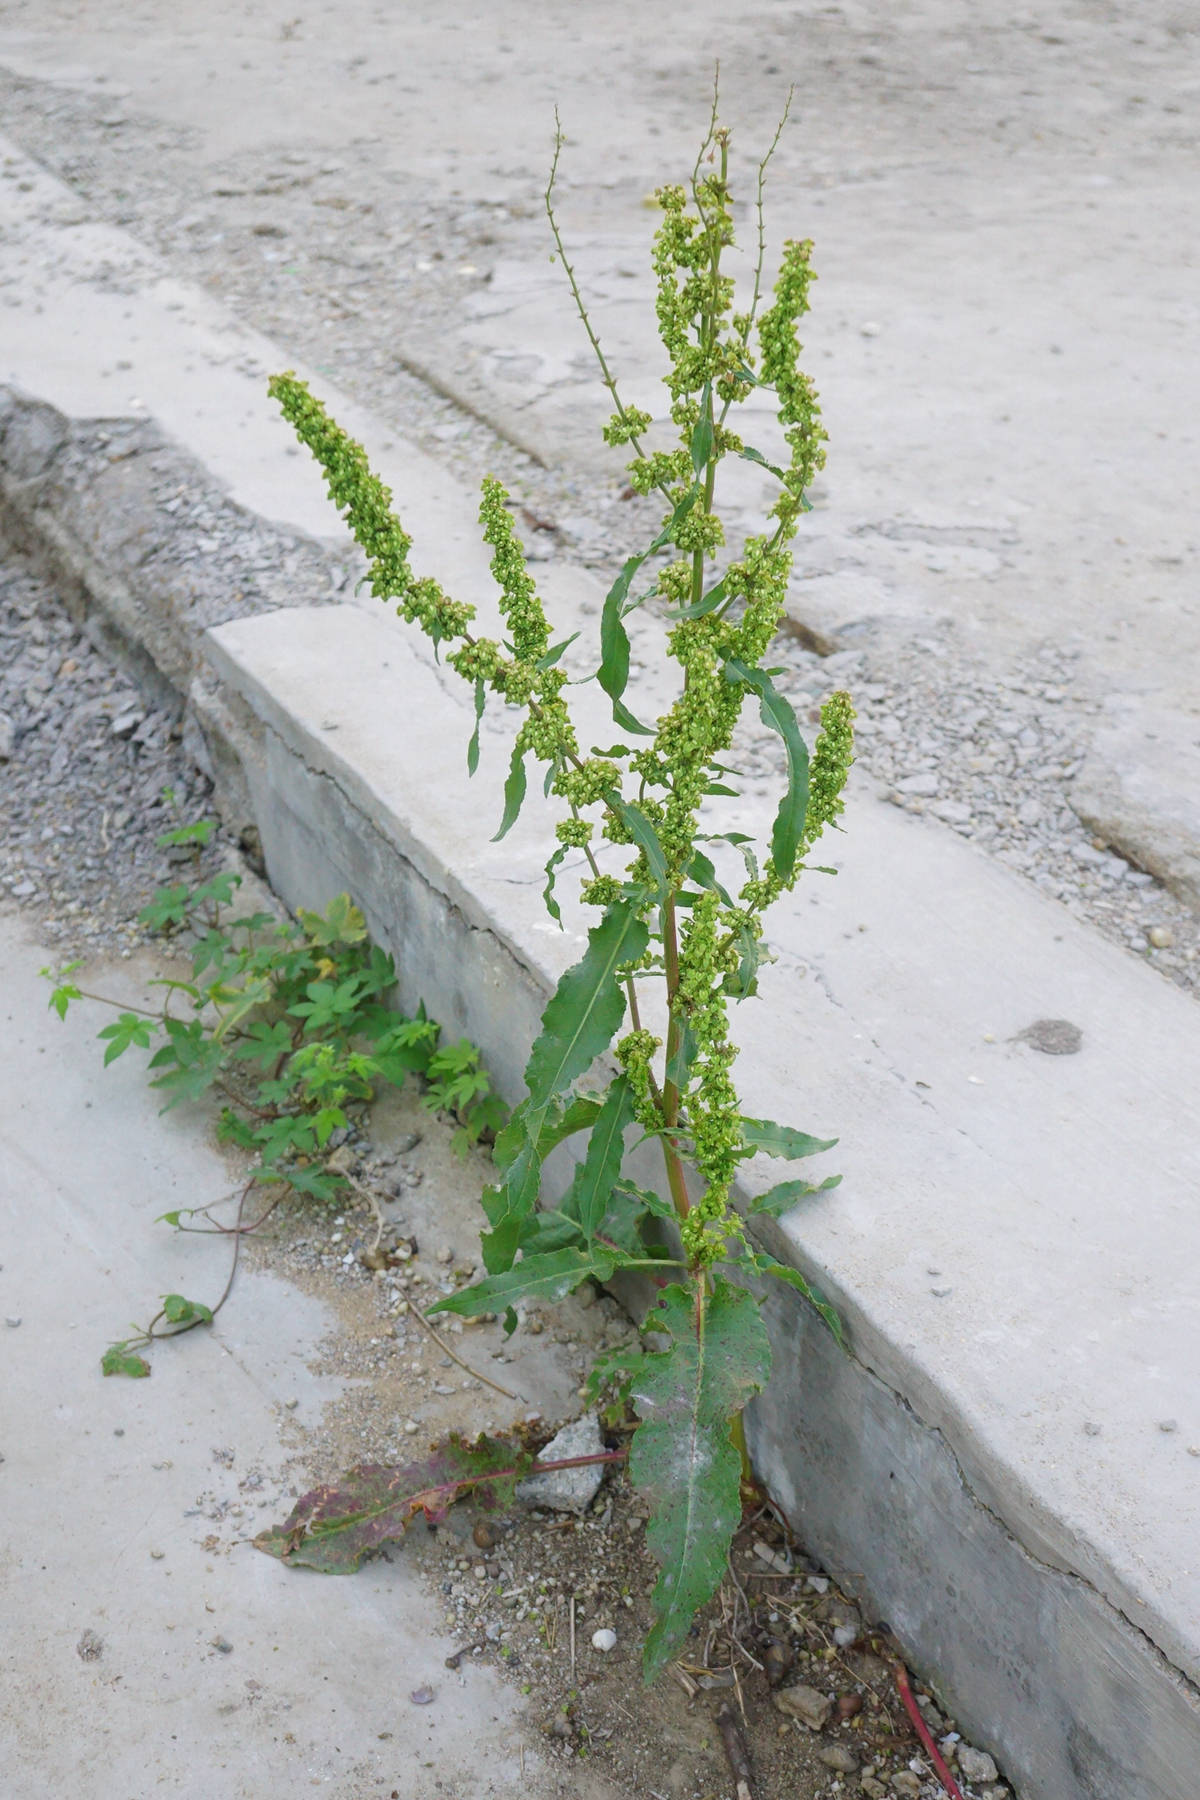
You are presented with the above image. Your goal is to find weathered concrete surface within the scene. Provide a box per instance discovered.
[0,911,623,1800]
[1069,702,1200,912]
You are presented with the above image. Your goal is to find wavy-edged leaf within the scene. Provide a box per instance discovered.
[542,843,569,926]
[428,1247,616,1318]
[566,1076,635,1245]
[595,485,698,730]
[629,1280,772,1682]
[467,676,486,776]
[737,1249,844,1346]
[724,658,810,881]
[253,1434,530,1572]
[492,738,528,842]
[745,1173,842,1217]
[523,902,648,1121]
[740,1116,837,1161]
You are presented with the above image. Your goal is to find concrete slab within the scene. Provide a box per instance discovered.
[0,910,623,1800]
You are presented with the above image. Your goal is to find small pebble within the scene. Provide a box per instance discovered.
[590,1627,617,1652]
[409,1685,435,1705]
[957,1745,999,1784]
[1158,1419,1179,1433]
[817,1744,859,1773]
[210,1636,233,1654]
[5,1317,22,1328]
[1148,925,1174,949]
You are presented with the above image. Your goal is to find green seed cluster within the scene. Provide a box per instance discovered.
[617,1028,663,1131]
[677,893,744,1266]
[757,240,828,529]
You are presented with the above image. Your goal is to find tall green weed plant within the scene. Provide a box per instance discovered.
[269,102,854,1682]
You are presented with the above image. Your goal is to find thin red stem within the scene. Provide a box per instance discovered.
[893,1663,967,1800]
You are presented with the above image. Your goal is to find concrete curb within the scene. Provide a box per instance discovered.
[4,205,1200,1795]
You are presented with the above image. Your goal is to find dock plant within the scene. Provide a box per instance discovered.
[267,99,854,1682]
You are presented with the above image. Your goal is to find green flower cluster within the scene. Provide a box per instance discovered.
[676,893,743,1267]
[757,240,828,529]
[617,1028,663,1132]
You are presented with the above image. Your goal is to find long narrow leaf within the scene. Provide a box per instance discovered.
[568,1076,635,1245]
[428,1247,616,1318]
[746,1173,842,1217]
[596,484,699,733]
[608,798,669,898]
[741,1116,837,1160]
[738,1249,844,1346]
[467,677,486,776]
[491,738,528,842]
[523,902,648,1122]
[724,658,810,881]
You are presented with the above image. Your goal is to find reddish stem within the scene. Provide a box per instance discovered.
[893,1663,967,1800]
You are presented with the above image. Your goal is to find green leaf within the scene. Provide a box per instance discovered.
[253,1433,532,1572]
[542,843,569,926]
[595,484,699,733]
[492,738,528,842]
[538,631,579,670]
[671,574,728,621]
[608,798,668,899]
[467,676,486,777]
[138,883,193,933]
[630,1280,772,1681]
[156,818,216,849]
[690,384,714,472]
[427,1247,616,1318]
[746,1174,842,1217]
[97,1012,157,1066]
[523,902,648,1123]
[736,1251,844,1346]
[567,1077,635,1245]
[101,1345,151,1379]
[724,659,810,882]
[161,1293,214,1328]
[740,1117,838,1161]
[296,893,368,946]
[664,1016,698,1093]
[738,443,790,484]
[685,849,733,908]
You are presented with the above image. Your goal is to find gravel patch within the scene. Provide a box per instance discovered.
[0,543,226,953]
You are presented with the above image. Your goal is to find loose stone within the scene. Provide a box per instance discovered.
[817,1744,859,1773]
[772,1683,833,1729]
[957,1745,999,1784]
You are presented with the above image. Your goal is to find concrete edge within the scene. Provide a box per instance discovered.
[4,382,1199,1800]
